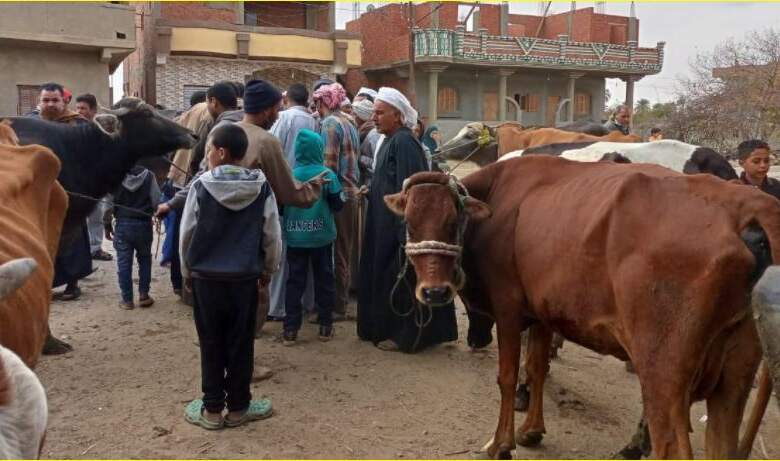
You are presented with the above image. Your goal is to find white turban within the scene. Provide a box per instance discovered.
[352,99,374,121]
[376,87,417,129]
[357,87,378,100]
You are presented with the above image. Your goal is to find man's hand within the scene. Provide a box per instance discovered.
[104,224,114,241]
[155,202,171,218]
[184,278,192,291]
[258,272,272,288]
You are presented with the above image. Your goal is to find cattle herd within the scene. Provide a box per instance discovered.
[0,105,778,459]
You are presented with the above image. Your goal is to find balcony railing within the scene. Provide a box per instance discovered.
[414,28,664,75]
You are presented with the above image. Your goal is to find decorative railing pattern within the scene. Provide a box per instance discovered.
[414,28,664,74]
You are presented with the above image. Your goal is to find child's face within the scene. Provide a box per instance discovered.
[206,142,229,170]
[739,148,771,182]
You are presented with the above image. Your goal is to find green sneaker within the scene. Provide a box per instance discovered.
[184,399,223,430]
[224,398,273,428]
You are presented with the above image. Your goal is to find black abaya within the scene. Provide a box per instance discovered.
[357,127,457,353]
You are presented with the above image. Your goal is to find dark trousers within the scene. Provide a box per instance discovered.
[170,211,183,290]
[113,218,153,303]
[284,244,335,332]
[161,180,183,291]
[192,278,258,413]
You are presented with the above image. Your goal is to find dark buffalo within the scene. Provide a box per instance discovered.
[4,97,196,242]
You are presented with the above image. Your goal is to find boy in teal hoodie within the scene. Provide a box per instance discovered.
[283,129,346,344]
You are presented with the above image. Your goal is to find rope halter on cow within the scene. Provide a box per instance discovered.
[400,173,471,289]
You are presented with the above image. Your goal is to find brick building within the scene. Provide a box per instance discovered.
[345,2,665,129]
[125,2,361,112]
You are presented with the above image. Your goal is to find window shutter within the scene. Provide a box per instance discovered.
[17,85,40,116]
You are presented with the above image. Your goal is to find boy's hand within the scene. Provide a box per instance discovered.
[104,224,114,241]
[308,171,331,186]
[155,202,171,218]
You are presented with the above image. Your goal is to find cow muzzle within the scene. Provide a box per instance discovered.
[419,284,455,306]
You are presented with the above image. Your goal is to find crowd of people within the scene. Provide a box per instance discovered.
[30,79,777,432]
[31,78,449,429]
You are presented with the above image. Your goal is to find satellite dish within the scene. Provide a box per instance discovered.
[366,4,375,12]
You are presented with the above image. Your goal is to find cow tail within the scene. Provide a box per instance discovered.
[740,197,780,457]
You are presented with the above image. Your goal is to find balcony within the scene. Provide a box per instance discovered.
[155,20,361,72]
[414,28,664,76]
[0,3,135,70]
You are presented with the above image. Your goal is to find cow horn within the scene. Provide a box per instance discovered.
[751,265,780,411]
[0,258,38,301]
[99,106,131,117]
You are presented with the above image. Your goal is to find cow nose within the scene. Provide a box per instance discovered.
[421,286,452,305]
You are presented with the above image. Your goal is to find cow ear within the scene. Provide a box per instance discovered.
[93,114,120,136]
[464,197,491,221]
[384,192,407,216]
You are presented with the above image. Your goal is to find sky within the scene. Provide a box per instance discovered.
[113,2,780,107]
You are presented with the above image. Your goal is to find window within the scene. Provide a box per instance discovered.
[519,94,540,113]
[575,93,591,115]
[183,85,209,110]
[17,85,40,116]
[437,86,458,115]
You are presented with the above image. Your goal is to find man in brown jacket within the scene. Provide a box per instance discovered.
[157,80,323,334]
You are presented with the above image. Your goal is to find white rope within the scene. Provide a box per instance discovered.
[405,240,462,258]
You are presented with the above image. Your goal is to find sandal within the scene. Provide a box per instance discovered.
[184,399,223,430]
[224,398,273,428]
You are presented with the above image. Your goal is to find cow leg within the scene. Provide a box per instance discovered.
[515,330,530,412]
[486,316,524,459]
[614,415,651,459]
[705,320,761,459]
[41,325,72,355]
[641,385,693,459]
[516,323,552,447]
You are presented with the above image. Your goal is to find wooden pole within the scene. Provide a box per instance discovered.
[408,1,416,105]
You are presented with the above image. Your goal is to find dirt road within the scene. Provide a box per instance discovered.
[36,245,779,459]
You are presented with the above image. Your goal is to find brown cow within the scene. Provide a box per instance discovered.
[0,121,66,367]
[437,122,641,167]
[385,157,780,459]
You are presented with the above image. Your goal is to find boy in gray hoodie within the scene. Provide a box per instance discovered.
[179,123,282,430]
[104,165,160,309]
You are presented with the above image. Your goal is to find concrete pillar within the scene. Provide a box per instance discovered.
[623,75,636,129]
[423,65,447,124]
[305,4,317,30]
[432,1,440,28]
[235,2,245,25]
[328,2,336,33]
[541,76,549,125]
[496,69,514,122]
[500,2,509,36]
[566,73,576,123]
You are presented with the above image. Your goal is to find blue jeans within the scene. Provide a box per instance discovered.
[113,218,153,303]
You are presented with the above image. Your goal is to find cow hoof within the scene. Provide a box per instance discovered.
[514,384,530,412]
[612,445,643,460]
[516,430,543,447]
[42,336,73,355]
